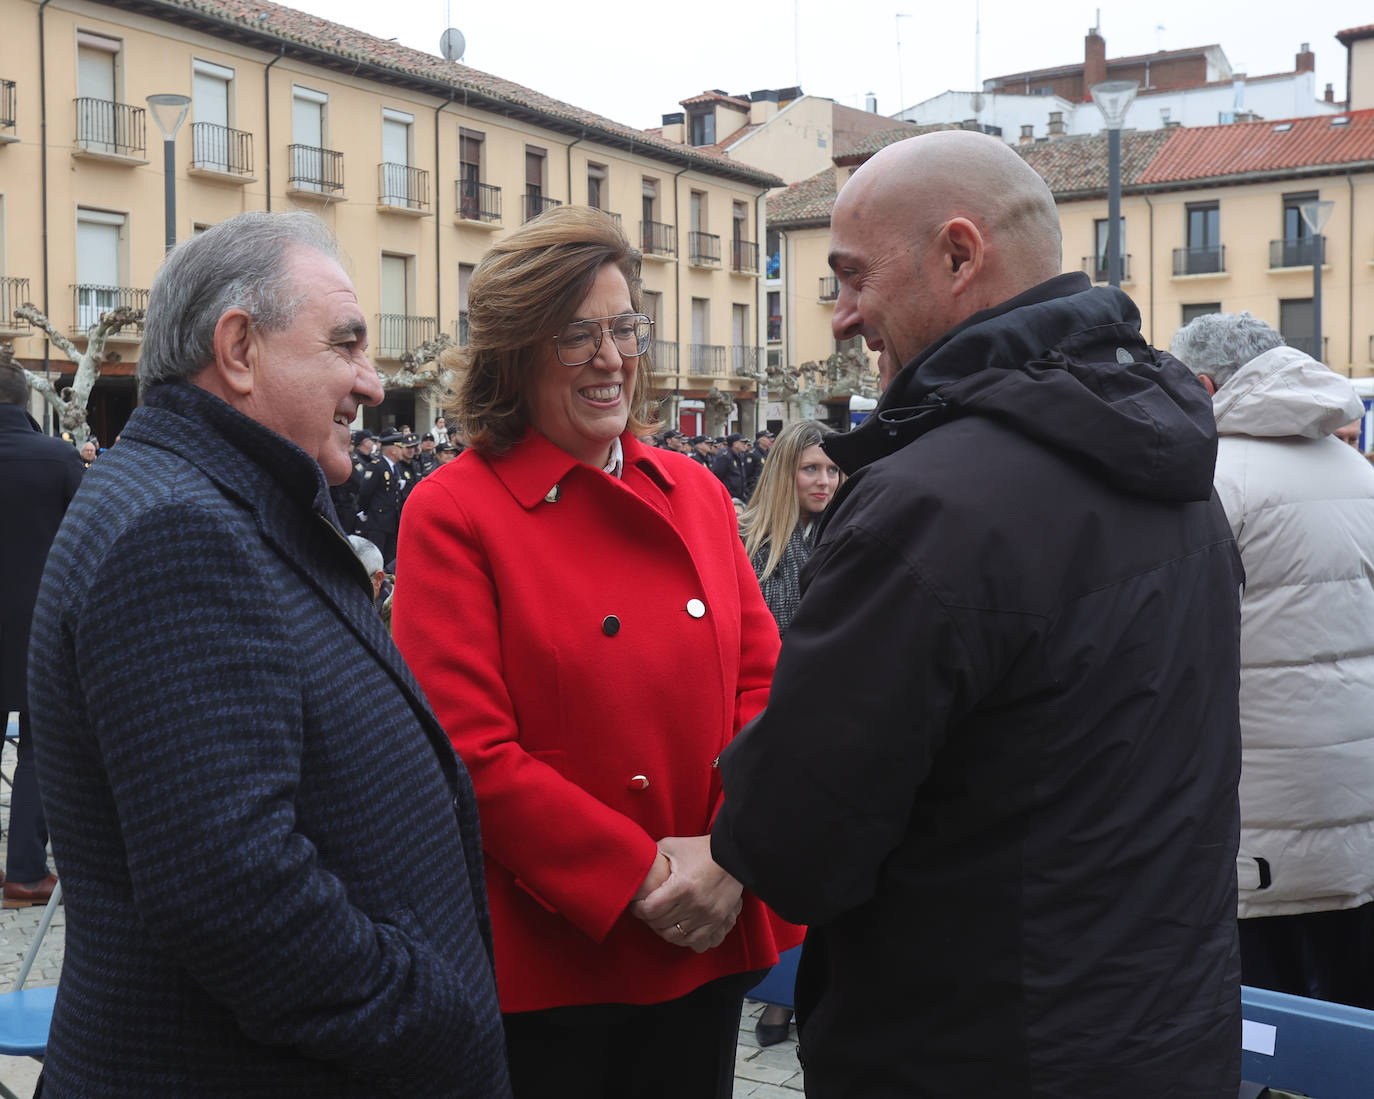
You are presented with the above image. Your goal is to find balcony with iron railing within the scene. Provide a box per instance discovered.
[641,220,676,258]
[1081,254,1133,284]
[689,344,726,376]
[731,345,761,377]
[688,231,721,267]
[1285,335,1328,362]
[456,179,501,224]
[524,191,561,223]
[1172,245,1225,277]
[288,143,344,196]
[818,276,838,301]
[190,122,253,179]
[379,163,431,214]
[376,313,437,360]
[1269,237,1324,269]
[731,239,758,275]
[650,340,678,374]
[0,276,31,332]
[1,79,16,143]
[74,97,146,160]
[71,284,148,335]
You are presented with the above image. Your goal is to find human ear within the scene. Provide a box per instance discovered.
[207,309,257,399]
[942,218,984,295]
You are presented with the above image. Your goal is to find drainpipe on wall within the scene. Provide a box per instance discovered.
[263,46,284,211]
[1143,192,1155,345]
[671,162,689,388]
[434,89,453,337]
[565,132,585,204]
[754,184,768,431]
[38,0,54,427]
[1348,169,1356,376]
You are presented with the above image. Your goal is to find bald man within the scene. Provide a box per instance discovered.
[713,132,1242,1096]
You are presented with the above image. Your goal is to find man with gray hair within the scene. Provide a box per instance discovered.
[1172,310,1374,1009]
[28,211,510,1095]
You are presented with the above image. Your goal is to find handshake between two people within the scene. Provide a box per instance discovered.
[629,834,744,954]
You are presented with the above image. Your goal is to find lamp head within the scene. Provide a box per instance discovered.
[1090,80,1140,130]
[146,93,191,140]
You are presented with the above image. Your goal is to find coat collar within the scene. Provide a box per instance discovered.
[486,426,677,508]
[0,403,45,435]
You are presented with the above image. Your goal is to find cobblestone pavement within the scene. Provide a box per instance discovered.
[0,714,798,1097]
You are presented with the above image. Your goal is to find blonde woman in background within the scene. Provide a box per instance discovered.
[740,420,842,636]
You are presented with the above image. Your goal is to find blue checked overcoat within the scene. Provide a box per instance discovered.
[27,381,511,1097]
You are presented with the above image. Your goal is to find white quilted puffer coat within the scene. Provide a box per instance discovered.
[1212,345,1374,919]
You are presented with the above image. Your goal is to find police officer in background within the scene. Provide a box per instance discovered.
[331,430,376,534]
[359,431,411,563]
[414,433,439,478]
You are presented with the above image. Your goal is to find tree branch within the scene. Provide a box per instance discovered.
[14,303,81,364]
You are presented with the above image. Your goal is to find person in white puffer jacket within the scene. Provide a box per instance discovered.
[1172,311,1374,1009]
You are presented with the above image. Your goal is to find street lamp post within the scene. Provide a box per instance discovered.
[146,94,191,255]
[1299,199,1335,362]
[1089,79,1139,288]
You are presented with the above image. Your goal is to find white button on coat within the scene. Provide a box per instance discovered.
[686,599,705,618]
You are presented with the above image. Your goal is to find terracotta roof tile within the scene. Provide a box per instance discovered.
[127,0,781,187]
[1337,25,1374,44]
[680,91,752,110]
[1136,110,1374,184]
[991,44,1223,83]
[1017,130,1174,195]
[833,123,950,163]
[766,167,836,227]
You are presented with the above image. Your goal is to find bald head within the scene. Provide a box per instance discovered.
[827,131,1064,386]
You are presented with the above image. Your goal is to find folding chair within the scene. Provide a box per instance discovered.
[0,880,62,1099]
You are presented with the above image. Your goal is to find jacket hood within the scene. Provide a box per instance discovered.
[1211,344,1364,440]
[826,273,1218,503]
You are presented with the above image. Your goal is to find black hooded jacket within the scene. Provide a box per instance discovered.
[713,274,1243,1097]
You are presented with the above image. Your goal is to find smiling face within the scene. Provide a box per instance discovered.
[528,263,638,466]
[795,444,841,515]
[241,247,383,485]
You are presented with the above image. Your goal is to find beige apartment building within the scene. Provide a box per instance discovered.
[767,99,1374,436]
[0,0,780,443]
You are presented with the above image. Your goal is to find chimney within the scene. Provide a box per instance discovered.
[1047,110,1066,138]
[1084,28,1107,95]
[1019,123,1034,146]
[1326,82,1335,103]
[1296,42,1315,73]
[865,91,878,114]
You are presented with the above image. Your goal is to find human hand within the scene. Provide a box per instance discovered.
[633,851,671,902]
[629,835,743,953]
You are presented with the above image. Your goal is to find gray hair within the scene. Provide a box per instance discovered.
[138,211,341,392]
[347,535,384,577]
[1168,311,1286,390]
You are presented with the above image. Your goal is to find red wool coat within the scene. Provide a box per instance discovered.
[393,429,799,1012]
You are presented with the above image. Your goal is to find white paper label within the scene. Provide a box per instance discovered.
[1242,1019,1277,1056]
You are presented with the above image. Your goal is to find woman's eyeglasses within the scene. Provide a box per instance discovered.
[552,314,653,367]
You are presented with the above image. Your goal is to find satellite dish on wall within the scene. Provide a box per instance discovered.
[439,28,466,62]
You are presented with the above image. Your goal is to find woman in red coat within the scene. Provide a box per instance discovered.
[392,207,799,1098]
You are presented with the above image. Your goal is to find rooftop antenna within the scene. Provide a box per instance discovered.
[971,0,983,119]
[1156,24,1165,52]
[439,26,465,62]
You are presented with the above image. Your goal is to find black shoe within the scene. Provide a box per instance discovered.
[755,1006,792,1047]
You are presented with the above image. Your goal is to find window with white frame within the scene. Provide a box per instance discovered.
[381,107,414,206]
[192,59,236,172]
[75,207,125,329]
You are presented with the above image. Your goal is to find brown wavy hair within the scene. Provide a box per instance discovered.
[442,207,660,455]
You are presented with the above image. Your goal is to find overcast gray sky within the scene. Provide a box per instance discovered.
[287,1,1368,131]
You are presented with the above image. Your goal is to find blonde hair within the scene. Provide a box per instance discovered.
[442,206,659,455]
[740,419,837,580]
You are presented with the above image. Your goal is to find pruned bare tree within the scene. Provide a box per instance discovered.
[12,301,145,445]
[768,346,878,420]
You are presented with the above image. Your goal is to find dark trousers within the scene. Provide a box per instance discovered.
[503,969,764,1099]
[6,712,50,883]
[1239,901,1374,1010]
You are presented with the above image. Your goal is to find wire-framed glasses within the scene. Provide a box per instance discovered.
[552,313,653,367]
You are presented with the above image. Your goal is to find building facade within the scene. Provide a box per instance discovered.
[0,0,780,442]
